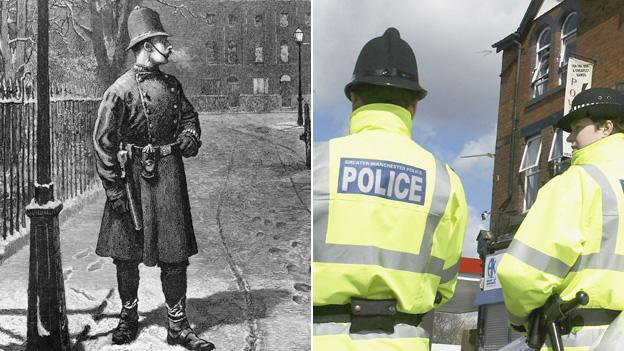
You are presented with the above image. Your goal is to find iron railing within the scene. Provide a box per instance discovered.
[1,79,101,239]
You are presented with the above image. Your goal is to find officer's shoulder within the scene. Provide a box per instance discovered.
[105,70,136,97]
[541,166,584,191]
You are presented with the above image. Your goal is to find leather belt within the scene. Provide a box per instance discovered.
[126,142,180,158]
[313,299,424,333]
[568,308,620,328]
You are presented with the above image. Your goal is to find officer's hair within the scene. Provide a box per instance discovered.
[350,83,419,109]
[593,117,624,134]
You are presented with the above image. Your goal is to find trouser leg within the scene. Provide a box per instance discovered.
[160,260,215,351]
[112,259,140,344]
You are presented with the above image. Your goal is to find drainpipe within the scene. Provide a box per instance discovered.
[508,34,523,198]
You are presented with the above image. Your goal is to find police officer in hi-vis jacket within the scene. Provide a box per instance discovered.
[498,88,624,350]
[312,28,468,350]
[93,6,214,350]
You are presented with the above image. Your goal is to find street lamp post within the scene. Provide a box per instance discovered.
[25,0,70,349]
[294,27,303,126]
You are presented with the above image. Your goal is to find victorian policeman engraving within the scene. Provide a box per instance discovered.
[93,7,214,350]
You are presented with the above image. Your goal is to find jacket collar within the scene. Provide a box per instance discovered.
[349,103,412,137]
[133,64,161,74]
[572,133,624,165]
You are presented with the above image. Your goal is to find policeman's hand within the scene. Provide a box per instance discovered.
[110,196,129,214]
[178,135,198,158]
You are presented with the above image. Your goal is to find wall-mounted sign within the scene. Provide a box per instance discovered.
[564,56,594,115]
[484,253,504,291]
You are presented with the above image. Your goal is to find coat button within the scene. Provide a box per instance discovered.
[173,104,178,109]
[149,123,153,129]
[170,87,175,93]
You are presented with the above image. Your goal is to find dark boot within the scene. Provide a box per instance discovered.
[112,298,139,344]
[166,297,215,351]
[112,259,140,345]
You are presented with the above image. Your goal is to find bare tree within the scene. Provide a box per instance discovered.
[51,0,141,89]
[0,0,35,81]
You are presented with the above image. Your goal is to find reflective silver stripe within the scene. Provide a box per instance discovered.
[571,165,622,272]
[507,240,571,278]
[439,261,459,284]
[545,326,607,348]
[313,322,429,340]
[507,310,528,326]
[313,147,453,276]
[313,142,330,258]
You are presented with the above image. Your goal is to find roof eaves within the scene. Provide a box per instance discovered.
[492,0,545,52]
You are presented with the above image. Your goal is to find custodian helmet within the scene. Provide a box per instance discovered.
[126,6,169,51]
[344,27,427,101]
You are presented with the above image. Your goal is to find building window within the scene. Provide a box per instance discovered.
[280,12,289,27]
[206,41,217,64]
[255,14,263,26]
[280,41,289,63]
[305,12,311,26]
[206,13,216,25]
[253,78,269,94]
[227,40,238,64]
[532,28,551,97]
[200,78,221,95]
[228,14,238,25]
[254,46,264,63]
[548,128,572,176]
[559,12,578,84]
[519,135,543,211]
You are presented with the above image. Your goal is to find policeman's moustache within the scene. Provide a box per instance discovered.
[151,43,170,59]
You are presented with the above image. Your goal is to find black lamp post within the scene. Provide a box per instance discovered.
[26,0,70,349]
[294,27,303,126]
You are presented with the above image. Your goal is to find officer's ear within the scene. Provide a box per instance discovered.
[602,120,614,136]
[143,40,154,52]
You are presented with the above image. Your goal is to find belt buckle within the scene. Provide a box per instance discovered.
[161,144,172,157]
[349,298,397,334]
[140,144,158,180]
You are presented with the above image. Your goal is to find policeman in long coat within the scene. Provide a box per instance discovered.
[93,6,214,350]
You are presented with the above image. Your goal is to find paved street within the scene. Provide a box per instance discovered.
[0,112,311,350]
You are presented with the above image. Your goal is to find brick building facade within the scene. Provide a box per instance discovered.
[145,0,311,112]
[476,1,624,349]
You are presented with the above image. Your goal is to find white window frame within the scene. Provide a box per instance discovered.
[548,128,572,161]
[520,135,543,212]
[253,78,269,94]
[532,28,551,98]
[559,12,578,85]
[519,135,542,172]
[524,166,540,212]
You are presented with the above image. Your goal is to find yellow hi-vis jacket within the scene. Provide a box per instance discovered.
[313,103,468,350]
[498,133,624,351]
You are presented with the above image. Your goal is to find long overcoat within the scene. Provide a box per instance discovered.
[93,65,200,266]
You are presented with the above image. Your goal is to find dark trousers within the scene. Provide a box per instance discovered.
[114,259,189,307]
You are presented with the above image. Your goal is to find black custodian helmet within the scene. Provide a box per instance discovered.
[344,27,427,101]
[556,87,624,132]
[126,6,169,51]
